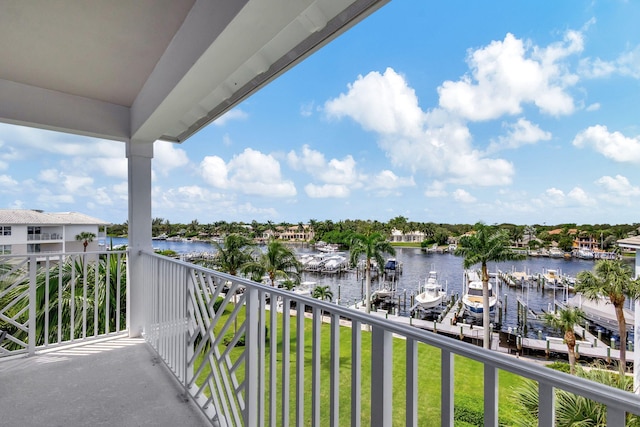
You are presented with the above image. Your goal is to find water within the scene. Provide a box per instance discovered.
[109,238,634,337]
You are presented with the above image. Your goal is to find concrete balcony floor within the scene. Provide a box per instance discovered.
[0,336,211,427]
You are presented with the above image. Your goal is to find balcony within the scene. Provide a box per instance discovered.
[1,250,639,426]
[27,232,63,241]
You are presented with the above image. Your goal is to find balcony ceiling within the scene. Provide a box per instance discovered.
[0,0,388,144]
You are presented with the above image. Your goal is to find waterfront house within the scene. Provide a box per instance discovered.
[1,2,638,426]
[390,227,426,243]
[0,209,108,256]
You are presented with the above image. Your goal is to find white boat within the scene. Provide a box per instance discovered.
[541,268,575,291]
[291,281,314,298]
[415,270,446,309]
[548,247,564,258]
[576,249,595,259]
[462,279,497,317]
[371,284,394,300]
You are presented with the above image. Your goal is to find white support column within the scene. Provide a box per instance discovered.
[126,140,154,337]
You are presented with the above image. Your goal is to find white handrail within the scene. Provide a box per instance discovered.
[138,251,639,427]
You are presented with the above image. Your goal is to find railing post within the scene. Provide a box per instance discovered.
[244,286,259,426]
[371,325,392,427]
[538,382,555,426]
[484,364,498,426]
[441,349,454,426]
[406,338,418,427]
[28,255,37,355]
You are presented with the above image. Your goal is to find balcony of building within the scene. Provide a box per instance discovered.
[2,250,639,426]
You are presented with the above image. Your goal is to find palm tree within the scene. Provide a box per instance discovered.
[543,306,585,375]
[455,222,523,349]
[512,361,638,426]
[75,232,96,252]
[312,285,333,302]
[243,239,301,287]
[575,259,640,374]
[0,254,127,349]
[210,234,255,276]
[349,232,395,313]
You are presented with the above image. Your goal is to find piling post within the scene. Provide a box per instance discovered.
[459,326,464,340]
[546,339,550,359]
[503,294,507,312]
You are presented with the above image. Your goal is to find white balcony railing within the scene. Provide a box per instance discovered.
[140,252,640,427]
[0,250,127,356]
[26,233,63,241]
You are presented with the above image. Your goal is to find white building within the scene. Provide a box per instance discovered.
[389,228,425,243]
[0,209,109,255]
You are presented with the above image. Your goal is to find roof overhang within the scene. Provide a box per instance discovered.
[618,236,640,250]
[0,0,388,144]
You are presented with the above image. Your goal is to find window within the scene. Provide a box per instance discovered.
[27,244,41,254]
[0,245,10,254]
[0,226,11,236]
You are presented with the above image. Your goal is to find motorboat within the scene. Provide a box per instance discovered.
[415,270,446,309]
[291,281,314,298]
[576,249,595,259]
[548,247,564,258]
[462,280,497,317]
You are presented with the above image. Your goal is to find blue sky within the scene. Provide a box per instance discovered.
[2,1,640,226]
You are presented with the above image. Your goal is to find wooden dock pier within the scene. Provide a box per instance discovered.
[348,298,633,364]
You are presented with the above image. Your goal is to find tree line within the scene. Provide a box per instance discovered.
[107,217,640,250]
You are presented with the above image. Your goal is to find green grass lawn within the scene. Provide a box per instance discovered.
[196,304,525,426]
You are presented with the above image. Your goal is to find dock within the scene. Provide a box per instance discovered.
[347,298,633,364]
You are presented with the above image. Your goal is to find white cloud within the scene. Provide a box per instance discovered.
[325,69,515,186]
[425,180,447,198]
[367,170,415,190]
[452,189,476,203]
[288,145,361,186]
[63,176,94,194]
[567,187,595,206]
[300,101,315,117]
[325,68,424,137]
[541,186,595,207]
[154,141,189,176]
[0,174,18,189]
[38,169,94,194]
[200,156,229,188]
[487,118,551,152]
[579,45,640,79]
[438,31,580,121]
[212,109,248,126]
[304,183,350,198]
[200,148,296,197]
[595,175,640,205]
[93,187,113,206]
[448,152,514,186]
[573,125,640,163]
[37,190,74,205]
[585,103,600,112]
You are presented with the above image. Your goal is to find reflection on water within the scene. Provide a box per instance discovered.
[111,238,635,337]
